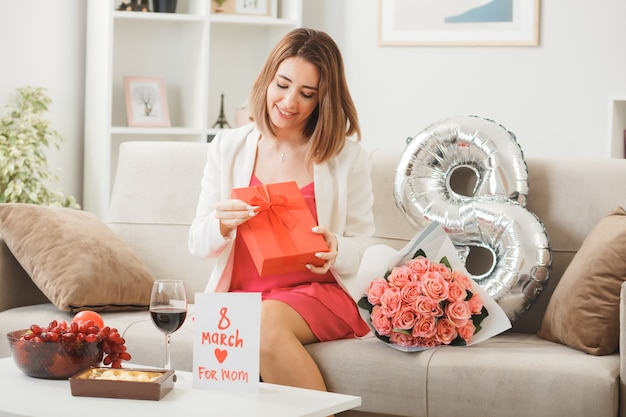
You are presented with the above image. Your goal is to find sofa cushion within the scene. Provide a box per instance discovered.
[425,334,619,417]
[537,206,626,355]
[306,333,619,417]
[0,203,154,313]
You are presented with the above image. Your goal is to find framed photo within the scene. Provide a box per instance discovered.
[124,76,171,127]
[212,0,276,17]
[378,0,540,46]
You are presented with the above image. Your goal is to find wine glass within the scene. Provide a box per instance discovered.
[150,280,188,370]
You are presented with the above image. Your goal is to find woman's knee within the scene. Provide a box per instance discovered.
[260,300,317,346]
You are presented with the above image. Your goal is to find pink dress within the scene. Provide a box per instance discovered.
[230,176,370,341]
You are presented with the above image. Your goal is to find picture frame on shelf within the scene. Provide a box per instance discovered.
[212,0,276,17]
[378,0,540,46]
[124,76,171,127]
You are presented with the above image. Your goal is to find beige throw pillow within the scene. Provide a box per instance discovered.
[537,206,626,355]
[0,203,154,313]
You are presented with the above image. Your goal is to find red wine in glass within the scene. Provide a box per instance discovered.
[150,308,187,333]
[150,280,187,370]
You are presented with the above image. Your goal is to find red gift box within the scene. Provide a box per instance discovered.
[231,181,329,276]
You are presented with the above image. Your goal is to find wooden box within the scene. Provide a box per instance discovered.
[69,367,176,401]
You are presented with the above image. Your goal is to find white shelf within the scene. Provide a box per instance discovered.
[609,94,626,158]
[84,0,302,217]
[209,14,299,26]
[111,127,205,136]
[113,10,206,22]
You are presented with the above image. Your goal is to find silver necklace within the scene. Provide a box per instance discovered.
[280,152,286,163]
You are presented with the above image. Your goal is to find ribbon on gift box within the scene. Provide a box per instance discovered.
[249,184,308,255]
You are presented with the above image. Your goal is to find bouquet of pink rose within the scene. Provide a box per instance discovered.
[357,250,488,348]
[352,222,511,351]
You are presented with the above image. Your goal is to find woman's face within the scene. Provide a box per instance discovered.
[266,56,320,136]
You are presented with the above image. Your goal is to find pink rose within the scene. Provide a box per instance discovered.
[367,278,389,305]
[468,293,484,315]
[421,272,449,303]
[458,321,476,343]
[406,256,430,276]
[380,287,402,317]
[400,281,422,304]
[429,262,452,281]
[411,315,437,338]
[387,265,413,289]
[371,306,393,336]
[445,300,472,327]
[390,331,419,347]
[451,271,472,289]
[417,336,440,348]
[435,317,458,345]
[447,280,467,302]
[415,295,444,317]
[391,305,419,330]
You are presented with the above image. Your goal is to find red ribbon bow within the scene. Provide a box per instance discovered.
[248,184,308,255]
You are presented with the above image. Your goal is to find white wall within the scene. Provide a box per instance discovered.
[1,0,625,206]
[303,0,626,159]
[0,0,86,204]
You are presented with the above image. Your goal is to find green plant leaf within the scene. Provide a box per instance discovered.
[0,86,79,208]
[374,332,391,344]
[450,336,467,346]
[439,256,452,269]
[357,296,374,313]
[471,305,490,330]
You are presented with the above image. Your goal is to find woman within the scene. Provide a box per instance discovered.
[189,28,374,393]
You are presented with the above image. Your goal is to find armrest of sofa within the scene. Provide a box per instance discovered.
[620,282,626,417]
[0,234,49,313]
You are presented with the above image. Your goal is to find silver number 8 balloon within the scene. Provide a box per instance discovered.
[394,115,552,321]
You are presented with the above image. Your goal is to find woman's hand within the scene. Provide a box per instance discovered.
[306,226,338,274]
[215,199,259,237]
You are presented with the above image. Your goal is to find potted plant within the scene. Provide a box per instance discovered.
[214,0,228,13]
[153,0,177,13]
[0,86,79,208]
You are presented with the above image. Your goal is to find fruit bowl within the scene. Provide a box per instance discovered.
[7,329,102,379]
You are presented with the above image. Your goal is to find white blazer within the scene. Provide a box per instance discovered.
[188,123,375,300]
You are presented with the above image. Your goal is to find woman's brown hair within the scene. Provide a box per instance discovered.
[248,28,361,164]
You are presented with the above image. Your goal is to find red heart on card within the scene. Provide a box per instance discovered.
[214,348,228,364]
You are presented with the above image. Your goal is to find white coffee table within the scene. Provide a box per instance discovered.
[0,357,360,417]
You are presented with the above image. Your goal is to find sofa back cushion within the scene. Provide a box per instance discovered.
[368,149,425,249]
[518,158,626,333]
[107,141,215,303]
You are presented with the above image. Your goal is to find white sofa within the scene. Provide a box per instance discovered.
[1,140,626,417]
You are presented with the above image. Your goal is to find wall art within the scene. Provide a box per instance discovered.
[379,0,540,46]
[124,76,171,127]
